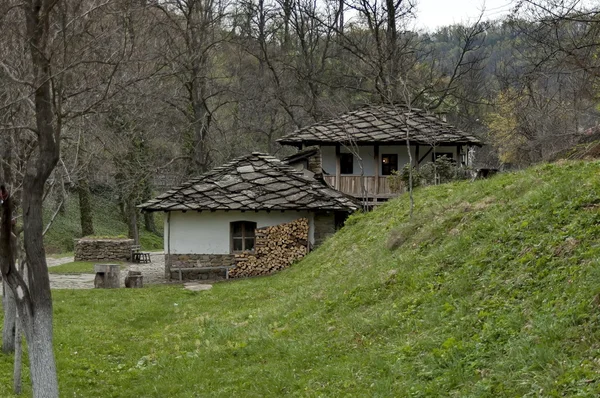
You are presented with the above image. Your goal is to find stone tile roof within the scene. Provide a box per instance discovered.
[277,104,482,146]
[139,153,360,212]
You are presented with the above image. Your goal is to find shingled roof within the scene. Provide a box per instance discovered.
[139,153,359,212]
[277,104,482,147]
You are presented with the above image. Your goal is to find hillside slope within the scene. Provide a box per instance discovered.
[2,161,600,397]
[43,192,163,253]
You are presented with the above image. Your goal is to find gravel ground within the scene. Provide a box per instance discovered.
[3,253,169,291]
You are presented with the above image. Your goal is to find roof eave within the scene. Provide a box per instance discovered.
[278,138,483,147]
[137,206,358,213]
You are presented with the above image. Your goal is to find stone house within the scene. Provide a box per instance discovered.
[139,153,359,280]
[278,104,483,204]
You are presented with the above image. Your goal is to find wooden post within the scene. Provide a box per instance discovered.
[456,145,461,165]
[415,144,420,169]
[466,145,472,166]
[374,144,379,196]
[167,212,172,280]
[335,144,341,190]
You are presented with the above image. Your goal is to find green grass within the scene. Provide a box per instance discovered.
[48,261,125,274]
[43,192,163,254]
[3,160,600,396]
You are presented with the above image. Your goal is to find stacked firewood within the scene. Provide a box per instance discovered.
[230,218,309,278]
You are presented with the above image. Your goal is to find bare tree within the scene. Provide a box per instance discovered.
[154,0,230,174]
[0,0,155,394]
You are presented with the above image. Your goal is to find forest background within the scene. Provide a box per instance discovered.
[1,0,598,246]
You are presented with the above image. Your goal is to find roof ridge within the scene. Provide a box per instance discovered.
[277,103,482,146]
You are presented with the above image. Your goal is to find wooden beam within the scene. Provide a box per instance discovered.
[335,144,341,190]
[418,147,433,164]
[374,144,379,195]
[415,144,420,169]
[466,145,471,166]
[167,212,172,274]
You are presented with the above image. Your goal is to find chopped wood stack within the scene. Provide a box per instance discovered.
[230,218,309,278]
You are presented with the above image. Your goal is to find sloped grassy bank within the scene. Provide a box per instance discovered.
[43,193,163,254]
[2,161,600,397]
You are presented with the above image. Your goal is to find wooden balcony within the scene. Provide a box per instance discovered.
[323,175,404,199]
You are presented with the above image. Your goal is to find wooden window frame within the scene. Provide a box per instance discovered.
[381,154,398,176]
[340,153,354,175]
[230,221,257,253]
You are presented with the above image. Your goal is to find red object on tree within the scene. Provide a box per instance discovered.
[0,185,8,202]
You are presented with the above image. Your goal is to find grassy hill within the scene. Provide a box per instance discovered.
[43,192,163,253]
[3,160,600,396]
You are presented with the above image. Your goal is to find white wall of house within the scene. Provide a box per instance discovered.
[321,144,429,176]
[164,210,315,254]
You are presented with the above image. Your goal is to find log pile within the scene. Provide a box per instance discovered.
[230,218,309,278]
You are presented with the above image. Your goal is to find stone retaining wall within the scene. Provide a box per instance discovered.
[165,254,235,280]
[74,239,134,262]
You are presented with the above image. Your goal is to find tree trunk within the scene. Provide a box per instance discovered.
[24,309,57,397]
[385,0,398,96]
[2,280,16,353]
[78,176,94,236]
[22,181,60,398]
[5,0,63,395]
[126,197,139,244]
[142,181,156,234]
[1,126,16,354]
[144,212,156,234]
[13,314,22,395]
[281,0,291,49]
[190,95,211,174]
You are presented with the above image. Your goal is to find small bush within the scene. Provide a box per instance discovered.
[388,165,422,193]
[419,155,471,185]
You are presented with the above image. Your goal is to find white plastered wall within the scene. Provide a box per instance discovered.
[321,144,421,176]
[164,210,315,255]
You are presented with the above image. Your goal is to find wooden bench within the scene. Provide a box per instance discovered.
[173,266,234,281]
[131,245,151,263]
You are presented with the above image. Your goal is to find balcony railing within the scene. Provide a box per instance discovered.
[323,175,403,198]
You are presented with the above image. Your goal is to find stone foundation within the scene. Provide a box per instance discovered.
[74,238,134,262]
[165,254,235,280]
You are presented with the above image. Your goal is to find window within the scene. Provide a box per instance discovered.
[340,153,353,174]
[231,221,257,253]
[381,154,398,175]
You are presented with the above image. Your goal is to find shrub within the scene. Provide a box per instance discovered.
[388,164,421,193]
[420,155,471,185]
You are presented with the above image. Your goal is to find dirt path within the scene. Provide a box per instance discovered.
[2,253,168,291]
[47,256,74,268]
